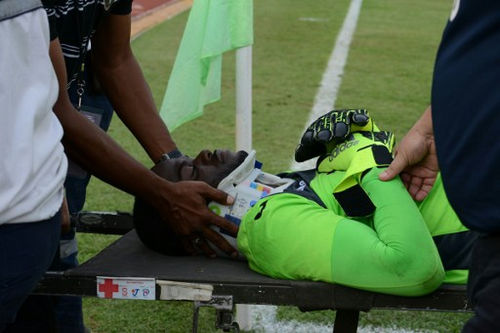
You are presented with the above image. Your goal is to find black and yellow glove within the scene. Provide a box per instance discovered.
[317,131,395,217]
[295,109,379,162]
[317,131,395,174]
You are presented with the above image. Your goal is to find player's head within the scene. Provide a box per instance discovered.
[133,149,248,255]
[151,149,249,187]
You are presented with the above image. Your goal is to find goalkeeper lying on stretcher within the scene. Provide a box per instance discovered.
[134,109,476,297]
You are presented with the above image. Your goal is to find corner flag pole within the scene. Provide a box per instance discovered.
[235,45,253,152]
[235,41,254,333]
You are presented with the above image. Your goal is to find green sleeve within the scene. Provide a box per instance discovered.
[238,193,342,283]
[443,270,468,284]
[331,168,445,296]
[238,168,445,296]
[417,174,469,285]
[417,173,468,236]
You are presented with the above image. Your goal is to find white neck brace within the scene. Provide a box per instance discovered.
[210,150,294,222]
[208,151,294,257]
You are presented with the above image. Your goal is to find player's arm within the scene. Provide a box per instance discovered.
[331,168,445,296]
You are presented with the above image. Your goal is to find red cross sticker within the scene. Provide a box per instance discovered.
[98,278,119,298]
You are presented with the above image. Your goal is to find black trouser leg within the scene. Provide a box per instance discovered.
[463,233,500,333]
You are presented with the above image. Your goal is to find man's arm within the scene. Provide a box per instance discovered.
[379,106,439,201]
[91,12,174,163]
[49,39,238,256]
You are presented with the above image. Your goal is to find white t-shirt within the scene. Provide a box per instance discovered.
[0,4,68,224]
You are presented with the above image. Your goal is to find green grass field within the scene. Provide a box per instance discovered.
[80,0,473,331]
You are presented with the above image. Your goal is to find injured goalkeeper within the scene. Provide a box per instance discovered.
[133,109,476,297]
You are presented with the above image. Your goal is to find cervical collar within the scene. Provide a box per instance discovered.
[208,150,294,257]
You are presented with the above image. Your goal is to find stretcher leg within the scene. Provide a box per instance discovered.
[192,296,239,333]
[333,309,359,333]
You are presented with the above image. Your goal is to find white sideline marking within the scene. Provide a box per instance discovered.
[299,17,329,22]
[247,305,436,333]
[290,0,364,171]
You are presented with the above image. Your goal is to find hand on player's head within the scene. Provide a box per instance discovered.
[133,149,248,258]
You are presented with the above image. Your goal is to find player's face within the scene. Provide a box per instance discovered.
[152,150,248,187]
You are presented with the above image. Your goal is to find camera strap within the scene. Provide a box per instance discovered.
[74,1,99,110]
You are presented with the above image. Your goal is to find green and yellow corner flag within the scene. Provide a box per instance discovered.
[159,0,253,131]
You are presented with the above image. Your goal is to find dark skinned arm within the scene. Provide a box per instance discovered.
[379,106,439,201]
[49,39,238,257]
[91,12,174,163]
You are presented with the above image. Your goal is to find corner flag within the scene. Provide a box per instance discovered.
[159,0,253,131]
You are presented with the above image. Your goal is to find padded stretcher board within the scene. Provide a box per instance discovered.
[36,230,469,313]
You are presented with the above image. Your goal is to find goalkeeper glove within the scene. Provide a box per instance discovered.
[317,131,395,217]
[295,109,379,162]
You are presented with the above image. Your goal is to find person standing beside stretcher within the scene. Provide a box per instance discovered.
[134,109,476,296]
[0,1,67,330]
[9,1,238,332]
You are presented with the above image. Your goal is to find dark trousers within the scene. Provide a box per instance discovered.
[463,233,500,333]
[0,213,61,332]
[10,63,114,333]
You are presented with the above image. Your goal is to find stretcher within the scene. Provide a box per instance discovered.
[35,212,470,333]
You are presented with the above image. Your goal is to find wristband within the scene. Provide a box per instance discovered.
[156,149,183,164]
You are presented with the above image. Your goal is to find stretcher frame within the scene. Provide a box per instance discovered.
[34,211,471,333]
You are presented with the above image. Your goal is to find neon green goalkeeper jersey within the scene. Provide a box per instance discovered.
[237,168,466,296]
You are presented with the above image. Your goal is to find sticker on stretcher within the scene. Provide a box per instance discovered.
[96,276,155,300]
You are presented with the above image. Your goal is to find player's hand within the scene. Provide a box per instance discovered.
[153,180,239,258]
[317,131,395,174]
[295,109,377,162]
[317,131,395,217]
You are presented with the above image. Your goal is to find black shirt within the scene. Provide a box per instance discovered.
[42,0,132,86]
[431,0,500,232]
